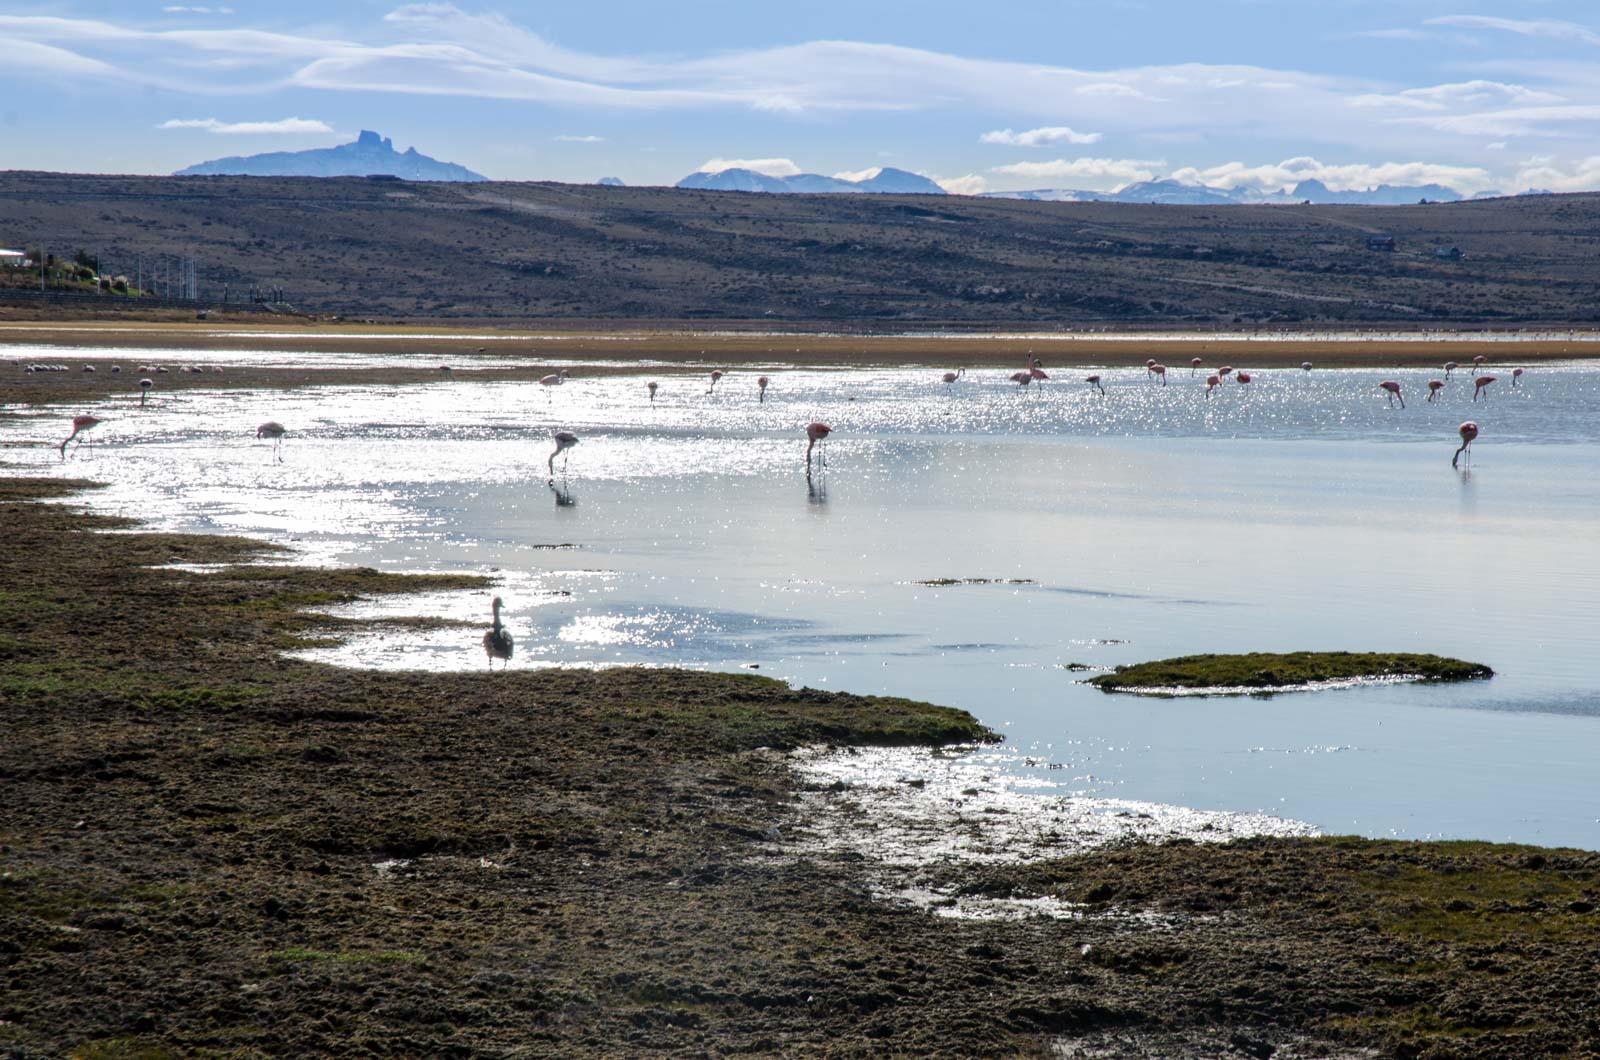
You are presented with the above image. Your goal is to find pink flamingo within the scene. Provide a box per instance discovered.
[1145,357,1157,378]
[538,369,568,398]
[942,368,966,385]
[1512,367,1524,387]
[1191,356,1203,376]
[256,421,286,461]
[547,430,579,479]
[58,414,102,459]
[758,375,770,402]
[1453,421,1478,469]
[1379,380,1405,408]
[1205,374,1221,397]
[1473,375,1496,401]
[1236,371,1252,386]
[1150,363,1167,386]
[647,381,658,402]
[1426,380,1445,402]
[805,422,832,467]
[1473,355,1487,371]
[1218,365,1234,379]
[1443,360,1459,378]
[1029,357,1049,386]
[1301,361,1313,372]
[707,369,724,395]
[1085,374,1105,395]
[1009,370,1033,389]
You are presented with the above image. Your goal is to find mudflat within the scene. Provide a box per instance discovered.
[3,477,1598,1057]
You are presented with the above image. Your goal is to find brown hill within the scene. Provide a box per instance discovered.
[2,171,1597,327]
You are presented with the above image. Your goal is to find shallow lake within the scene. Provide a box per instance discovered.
[9,351,1600,847]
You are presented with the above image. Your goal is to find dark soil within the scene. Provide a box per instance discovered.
[3,478,1596,1058]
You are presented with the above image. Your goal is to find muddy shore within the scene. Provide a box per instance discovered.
[3,477,1598,1058]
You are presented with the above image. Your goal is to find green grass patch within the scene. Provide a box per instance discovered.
[1089,651,1492,693]
[267,946,427,965]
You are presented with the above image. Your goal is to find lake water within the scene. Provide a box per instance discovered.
[8,352,1600,848]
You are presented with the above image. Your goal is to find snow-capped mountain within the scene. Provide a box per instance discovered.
[676,166,946,195]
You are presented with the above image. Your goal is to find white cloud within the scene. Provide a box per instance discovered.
[1075,82,1147,99]
[1512,155,1600,192]
[1349,80,1562,112]
[554,134,605,143]
[158,117,333,134]
[698,157,800,177]
[162,6,236,13]
[0,37,122,77]
[935,174,987,195]
[980,126,1102,147]
[1427,15,1600,48]
[832,167,882,182]
[990,157,1163,189]
[1168,156,1497,196]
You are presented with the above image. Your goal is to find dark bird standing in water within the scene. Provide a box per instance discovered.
[483,596,513,669]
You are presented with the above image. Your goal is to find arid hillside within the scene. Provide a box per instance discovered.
[3,172,1599,327]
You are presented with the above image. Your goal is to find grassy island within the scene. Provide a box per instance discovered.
[1089,651,1494,693]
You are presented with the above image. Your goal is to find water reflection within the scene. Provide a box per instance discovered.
[549,480,577,507]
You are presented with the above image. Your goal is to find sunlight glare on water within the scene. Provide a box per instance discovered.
[8,358,1600,847]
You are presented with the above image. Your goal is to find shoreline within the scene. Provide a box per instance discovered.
[3,476,1598,1057]
[5,317,1600,370]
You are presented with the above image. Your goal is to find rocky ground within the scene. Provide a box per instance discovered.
[3,477,1598,1058]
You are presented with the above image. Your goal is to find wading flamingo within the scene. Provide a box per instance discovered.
[1085,374,1105,395]
[707,369,724,395]
[256,421,286,461]
[1453,421,1478,469]
[647,381,658,402]
[538,369,568,397]
[139,378,153,406]
[1512,367,1524,387]
[1444,361,1459,378]
[1473,355,1487,371]
[483,596,513,670]
[758,375,770,402]
[1150,363,1167,386]
[1191,356,1203,376]
[942,368,965,385]
[1218,366,1234,379]
[1236,371,1252,387]
[1427,380,1445,402]
[1029,357,1050,387]
[1145,358,1158,379]
[805,422,832,467]
[1473,375,1496,401]
[58,414,101,459]
[1301,361,1313,372]
[1205,374,1221,397]
[1009,370,1033,389]
[1379,380,1405,408]
[548,430,579,479]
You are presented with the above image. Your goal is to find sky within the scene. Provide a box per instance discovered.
[4,2,1600,195]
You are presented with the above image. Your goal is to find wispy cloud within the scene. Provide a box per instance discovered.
[935,173,988,195]
[697,157,800,176]
[162,5,236,14]
[158,117,333,134]
[1349,80,1562,112]
[553,134,605,143]
[1427,15,1600,48]
[980,126,1102,147]
[1169,156,1497,196]
[832,166,882,182]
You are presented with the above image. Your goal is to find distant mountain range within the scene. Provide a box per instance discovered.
[980,177,1516,206]
[175,131,486,181]
[676,166,947,195]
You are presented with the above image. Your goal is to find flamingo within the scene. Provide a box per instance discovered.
[1029,357,1049,387]
[1473,375,1496,401]
[139,378,153,406]
[1145,357,1158,379]
[1218,366,1234,379]
[1379,380,1405,408]
[1085,374,1105,395]
[1191,356,1203,376]
[1236,371,1252,386]
[805,422,832,467]
[1205,374,1221,397]
[58,414,101,459]
[1149,363,1167,386]
[1473,355,1487,371]
[942,368,965,385]
[647,381,658,402]
[1301,361,1313,372]
[1512,367,1525,387]
[1444,361,1459,378]
[483,596,514,670]
[707,369,724,395]
[1453,421,1478,469]
[1427,380,1445,402]
[758,375,770,402]
[538,369,568,397]
[1009,370,1033,389]
[256,421,286,461]
[548,430,579,479]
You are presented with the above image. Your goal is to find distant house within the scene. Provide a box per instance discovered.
[1365,236,1395,252]
[0,248,26,266]
[1435,245,1463,260]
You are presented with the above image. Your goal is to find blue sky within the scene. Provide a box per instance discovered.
[5,2,1600,194]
